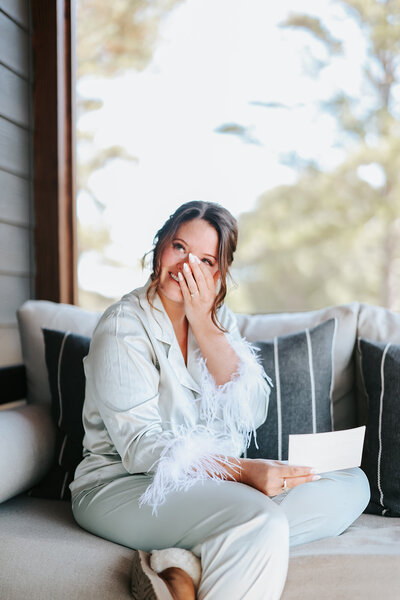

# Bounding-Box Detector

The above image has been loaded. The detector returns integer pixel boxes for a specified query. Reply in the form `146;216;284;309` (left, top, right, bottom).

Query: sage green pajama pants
71;467;370;600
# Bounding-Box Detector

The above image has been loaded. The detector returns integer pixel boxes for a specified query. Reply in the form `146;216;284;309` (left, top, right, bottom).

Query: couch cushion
358;303;400;342
283;512;400;599
17;300;100;406
248;319;335;461
29;330;91;501
236;302;360;430
357;338;400;517
0;404;55;504
1;495;399;600
0;495;133;599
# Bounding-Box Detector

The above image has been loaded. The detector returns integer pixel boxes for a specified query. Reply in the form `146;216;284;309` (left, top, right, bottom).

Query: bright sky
77;0;371;301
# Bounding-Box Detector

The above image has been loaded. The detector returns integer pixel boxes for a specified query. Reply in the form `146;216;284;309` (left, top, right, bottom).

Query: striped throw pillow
358;338;400;517
247;319;336;461
28;329;90;501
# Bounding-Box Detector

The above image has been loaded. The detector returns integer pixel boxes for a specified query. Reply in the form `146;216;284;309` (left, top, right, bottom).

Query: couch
1;298;400;599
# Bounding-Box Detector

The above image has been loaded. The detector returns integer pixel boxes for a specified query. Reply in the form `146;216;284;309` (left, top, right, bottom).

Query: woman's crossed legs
72;467;369;600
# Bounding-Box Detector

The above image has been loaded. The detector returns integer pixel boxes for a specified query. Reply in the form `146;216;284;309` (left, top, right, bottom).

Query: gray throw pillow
28;329;90;501
247;319;336;461
358;338;400;517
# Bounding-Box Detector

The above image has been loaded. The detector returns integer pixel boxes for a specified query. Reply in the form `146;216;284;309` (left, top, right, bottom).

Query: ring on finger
282;478;288;492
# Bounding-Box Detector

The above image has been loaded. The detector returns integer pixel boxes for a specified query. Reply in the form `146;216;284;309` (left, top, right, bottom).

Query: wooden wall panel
0;274;30;324
0;0;29;30
0;170;31;226
0;327;22;366
0;222;31;275
0;11;29;78
0;2;32;369
0;117;30;177
0;63;30;126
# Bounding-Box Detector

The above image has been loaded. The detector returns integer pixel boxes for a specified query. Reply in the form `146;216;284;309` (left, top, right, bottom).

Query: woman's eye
202;258;213;266
173;243;185;253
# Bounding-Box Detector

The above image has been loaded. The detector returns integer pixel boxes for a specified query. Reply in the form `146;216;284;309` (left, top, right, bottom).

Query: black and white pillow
247;319;336;461
28;329;90;501
358;338;400;517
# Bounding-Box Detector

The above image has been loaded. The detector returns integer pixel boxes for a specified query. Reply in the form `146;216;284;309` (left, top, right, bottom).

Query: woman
70;201;370;600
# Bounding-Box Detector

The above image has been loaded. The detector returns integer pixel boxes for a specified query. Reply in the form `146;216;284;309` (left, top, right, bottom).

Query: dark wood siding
0;0;33;366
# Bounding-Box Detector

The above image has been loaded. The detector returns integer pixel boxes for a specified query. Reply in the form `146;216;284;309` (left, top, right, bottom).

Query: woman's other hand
240;458;320;497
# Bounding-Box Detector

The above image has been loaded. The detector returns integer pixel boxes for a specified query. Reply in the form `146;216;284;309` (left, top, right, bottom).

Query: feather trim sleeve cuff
139;425;241;515
197;333;272;454
139;335;271;515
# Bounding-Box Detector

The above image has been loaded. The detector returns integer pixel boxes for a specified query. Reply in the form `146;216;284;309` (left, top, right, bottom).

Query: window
75;0;400;313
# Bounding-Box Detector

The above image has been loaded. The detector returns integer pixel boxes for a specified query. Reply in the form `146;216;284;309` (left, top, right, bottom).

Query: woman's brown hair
144;201;238;330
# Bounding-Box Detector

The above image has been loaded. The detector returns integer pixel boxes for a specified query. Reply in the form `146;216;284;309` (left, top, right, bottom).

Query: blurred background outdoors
75;0;400;315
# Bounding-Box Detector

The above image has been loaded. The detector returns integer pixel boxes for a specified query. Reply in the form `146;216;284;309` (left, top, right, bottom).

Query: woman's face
158;218;220;304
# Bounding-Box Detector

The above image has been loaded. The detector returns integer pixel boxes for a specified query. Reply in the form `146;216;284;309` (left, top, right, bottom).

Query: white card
288;426;366;473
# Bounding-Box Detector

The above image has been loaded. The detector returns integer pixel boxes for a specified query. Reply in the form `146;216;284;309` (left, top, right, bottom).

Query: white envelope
288;426;366;473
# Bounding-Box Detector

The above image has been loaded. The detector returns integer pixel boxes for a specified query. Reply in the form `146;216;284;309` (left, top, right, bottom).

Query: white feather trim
139;334;271;514
139;425;241;515
197;333;272;453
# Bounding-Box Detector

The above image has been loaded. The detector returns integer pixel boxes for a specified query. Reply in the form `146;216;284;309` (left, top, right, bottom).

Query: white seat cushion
283;513;400;599
0;495;133;599
1;495;399;600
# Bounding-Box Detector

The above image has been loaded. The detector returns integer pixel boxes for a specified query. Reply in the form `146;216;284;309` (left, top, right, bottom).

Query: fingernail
178;271;183;280
312;475;321;481
188;253;198;264
183;262;190;272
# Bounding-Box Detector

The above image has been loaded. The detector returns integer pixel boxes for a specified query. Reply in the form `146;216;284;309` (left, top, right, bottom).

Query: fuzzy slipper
150;548;202;591
131;550;174;600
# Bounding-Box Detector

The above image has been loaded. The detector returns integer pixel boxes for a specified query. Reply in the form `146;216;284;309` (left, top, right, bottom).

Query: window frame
32;0;77;303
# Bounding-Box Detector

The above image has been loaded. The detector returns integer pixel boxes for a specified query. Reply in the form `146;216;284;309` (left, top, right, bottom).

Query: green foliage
282;13;343;55
75;0;400;314
229;0;400;314
77;0;184;77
